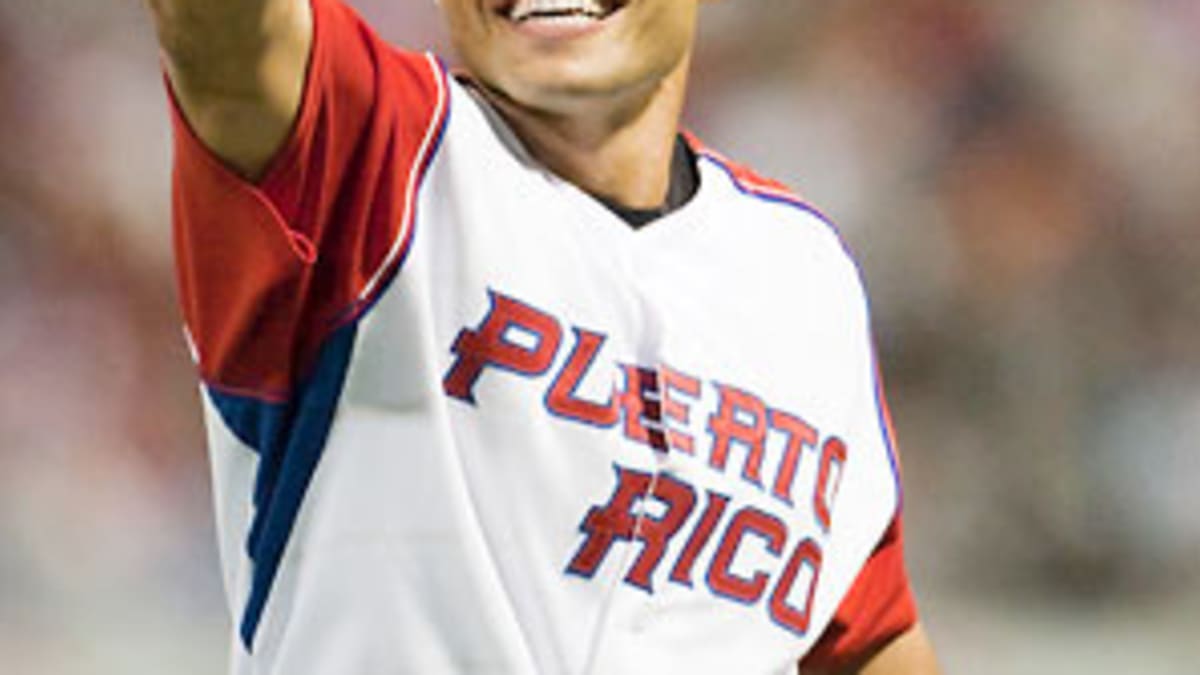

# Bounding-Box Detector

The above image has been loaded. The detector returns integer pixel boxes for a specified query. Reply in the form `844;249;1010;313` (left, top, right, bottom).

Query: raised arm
146;0;313;178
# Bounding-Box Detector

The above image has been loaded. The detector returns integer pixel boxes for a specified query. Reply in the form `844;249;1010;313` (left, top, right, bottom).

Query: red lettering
546;328;619;427
768;409;818;505
669;491;730;586
769;538;822;636
626;474;696;590
567;468;696;592
706;507;786;604
618;365;666;450
568;464;829;637
814;437;848;531
567;468;648;579
659;364;700;454
707;384;768;485
443;291;562;403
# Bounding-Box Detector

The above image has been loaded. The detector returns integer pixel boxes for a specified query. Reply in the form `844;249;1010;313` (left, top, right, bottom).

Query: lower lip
504;12;618;40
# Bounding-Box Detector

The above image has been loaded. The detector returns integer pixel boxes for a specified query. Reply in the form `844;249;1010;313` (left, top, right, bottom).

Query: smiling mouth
500;0;626;23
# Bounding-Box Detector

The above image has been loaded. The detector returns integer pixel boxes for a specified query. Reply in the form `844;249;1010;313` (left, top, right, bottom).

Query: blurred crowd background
2;0;1197;672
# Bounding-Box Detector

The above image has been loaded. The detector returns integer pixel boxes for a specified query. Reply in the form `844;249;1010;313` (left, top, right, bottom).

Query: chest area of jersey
434;271;856;645
411;145;863;646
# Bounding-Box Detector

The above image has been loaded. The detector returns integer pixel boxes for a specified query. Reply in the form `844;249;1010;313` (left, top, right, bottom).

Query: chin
513;64;640;104
483;43;687;117
443;0;697;114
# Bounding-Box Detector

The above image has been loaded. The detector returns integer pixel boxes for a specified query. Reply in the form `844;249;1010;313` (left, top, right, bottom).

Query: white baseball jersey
168;1;916;673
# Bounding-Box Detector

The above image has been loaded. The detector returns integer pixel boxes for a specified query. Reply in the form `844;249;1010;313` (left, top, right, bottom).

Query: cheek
441;3;491;61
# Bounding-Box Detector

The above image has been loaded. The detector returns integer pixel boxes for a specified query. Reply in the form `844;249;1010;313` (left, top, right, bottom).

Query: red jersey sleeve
800;513;919;672
169;0;449;400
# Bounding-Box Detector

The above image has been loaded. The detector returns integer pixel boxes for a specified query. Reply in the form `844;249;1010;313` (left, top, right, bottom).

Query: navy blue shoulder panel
205;322;359;650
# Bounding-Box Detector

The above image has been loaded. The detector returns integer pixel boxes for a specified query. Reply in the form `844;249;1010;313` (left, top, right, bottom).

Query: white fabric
206;78;899;675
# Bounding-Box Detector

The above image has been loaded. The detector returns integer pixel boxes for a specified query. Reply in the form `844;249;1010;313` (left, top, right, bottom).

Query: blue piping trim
697;153;847;248
870;350;905;512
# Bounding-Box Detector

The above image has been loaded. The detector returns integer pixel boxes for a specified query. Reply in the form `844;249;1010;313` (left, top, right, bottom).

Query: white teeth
508;0;609;22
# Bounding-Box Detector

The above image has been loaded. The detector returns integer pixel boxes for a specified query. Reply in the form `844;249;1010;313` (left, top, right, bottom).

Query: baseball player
146;0;939;672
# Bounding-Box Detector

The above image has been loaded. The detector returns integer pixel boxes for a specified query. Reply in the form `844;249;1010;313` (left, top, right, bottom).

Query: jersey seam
328;51;451;331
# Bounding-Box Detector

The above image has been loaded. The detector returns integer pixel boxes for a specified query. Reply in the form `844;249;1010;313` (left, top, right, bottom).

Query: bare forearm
145;0;312;177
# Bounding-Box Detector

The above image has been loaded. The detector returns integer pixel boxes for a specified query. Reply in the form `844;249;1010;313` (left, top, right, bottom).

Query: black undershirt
598;135;700;229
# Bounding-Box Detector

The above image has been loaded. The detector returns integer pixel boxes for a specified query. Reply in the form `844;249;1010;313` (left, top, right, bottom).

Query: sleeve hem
162;0;329;264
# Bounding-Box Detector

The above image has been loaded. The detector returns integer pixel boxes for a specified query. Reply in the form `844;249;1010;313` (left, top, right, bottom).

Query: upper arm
855;623;940;675
804;623;940;675
800;513;920;671
149;0;313;178
168;0;448;398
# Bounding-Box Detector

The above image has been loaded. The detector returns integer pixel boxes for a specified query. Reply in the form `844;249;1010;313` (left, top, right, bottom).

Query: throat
599;135;700;230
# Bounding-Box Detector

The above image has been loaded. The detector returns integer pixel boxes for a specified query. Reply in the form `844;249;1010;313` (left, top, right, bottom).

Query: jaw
454;0;644;108
445;0;696;118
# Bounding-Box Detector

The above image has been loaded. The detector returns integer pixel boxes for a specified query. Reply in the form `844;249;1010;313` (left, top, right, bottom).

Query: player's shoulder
687;132;862;278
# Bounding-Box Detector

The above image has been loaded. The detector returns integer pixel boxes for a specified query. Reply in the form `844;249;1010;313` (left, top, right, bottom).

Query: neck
480;54;691;211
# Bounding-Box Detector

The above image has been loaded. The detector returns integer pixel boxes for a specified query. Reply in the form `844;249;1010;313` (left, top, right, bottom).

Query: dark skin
145;1;942;671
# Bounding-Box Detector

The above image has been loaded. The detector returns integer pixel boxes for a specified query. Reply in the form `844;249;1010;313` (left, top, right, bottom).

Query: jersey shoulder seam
689;137;858;268
325;51;452;333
